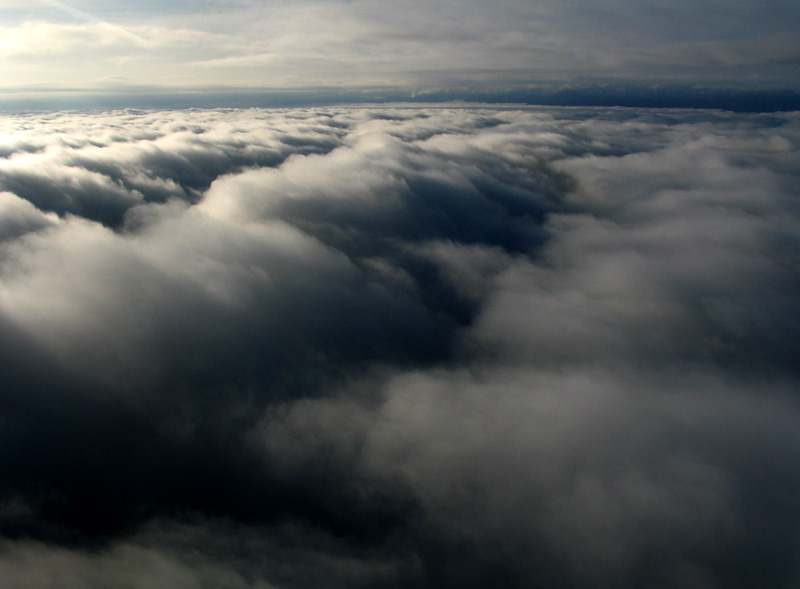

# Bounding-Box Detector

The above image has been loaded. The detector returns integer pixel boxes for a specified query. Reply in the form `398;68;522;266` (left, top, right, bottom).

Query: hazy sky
1;0;799;98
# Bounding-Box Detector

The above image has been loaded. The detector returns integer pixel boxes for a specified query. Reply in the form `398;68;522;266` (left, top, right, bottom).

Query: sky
0;0;799;106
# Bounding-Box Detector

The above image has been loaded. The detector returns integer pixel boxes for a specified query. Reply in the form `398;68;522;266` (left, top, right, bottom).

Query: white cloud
0;191;59;242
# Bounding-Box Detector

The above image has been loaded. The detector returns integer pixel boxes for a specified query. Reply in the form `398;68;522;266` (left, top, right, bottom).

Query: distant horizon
2;83;799;113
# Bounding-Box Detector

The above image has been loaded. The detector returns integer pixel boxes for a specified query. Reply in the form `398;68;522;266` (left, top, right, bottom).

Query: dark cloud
0;105;799;587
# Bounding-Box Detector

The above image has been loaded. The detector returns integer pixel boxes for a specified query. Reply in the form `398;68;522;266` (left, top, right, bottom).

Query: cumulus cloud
0;105;799;587
0;191;59;242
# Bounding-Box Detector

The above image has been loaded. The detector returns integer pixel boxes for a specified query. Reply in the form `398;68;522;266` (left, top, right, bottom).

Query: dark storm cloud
1;106;800;587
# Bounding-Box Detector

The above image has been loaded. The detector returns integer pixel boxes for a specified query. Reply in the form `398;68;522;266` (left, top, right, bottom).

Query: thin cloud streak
34;0;149;45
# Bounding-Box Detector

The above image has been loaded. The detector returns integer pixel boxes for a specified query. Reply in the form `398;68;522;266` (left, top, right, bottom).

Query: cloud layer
1;1;799;95
1;105;800;587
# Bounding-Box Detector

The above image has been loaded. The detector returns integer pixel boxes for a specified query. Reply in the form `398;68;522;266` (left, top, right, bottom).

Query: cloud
2;1;798;93
0;109;346;224
0;191;59;242
0;20;153;60
0;105;799;587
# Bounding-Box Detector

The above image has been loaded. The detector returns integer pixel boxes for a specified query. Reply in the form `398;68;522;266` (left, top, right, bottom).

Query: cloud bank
1;105;800;587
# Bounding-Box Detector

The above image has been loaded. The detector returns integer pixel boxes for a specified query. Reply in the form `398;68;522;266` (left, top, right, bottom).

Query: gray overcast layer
0;0;798;97
1;106;800;588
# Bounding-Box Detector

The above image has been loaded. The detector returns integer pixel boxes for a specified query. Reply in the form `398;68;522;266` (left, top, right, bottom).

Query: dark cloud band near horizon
1;105;800;588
